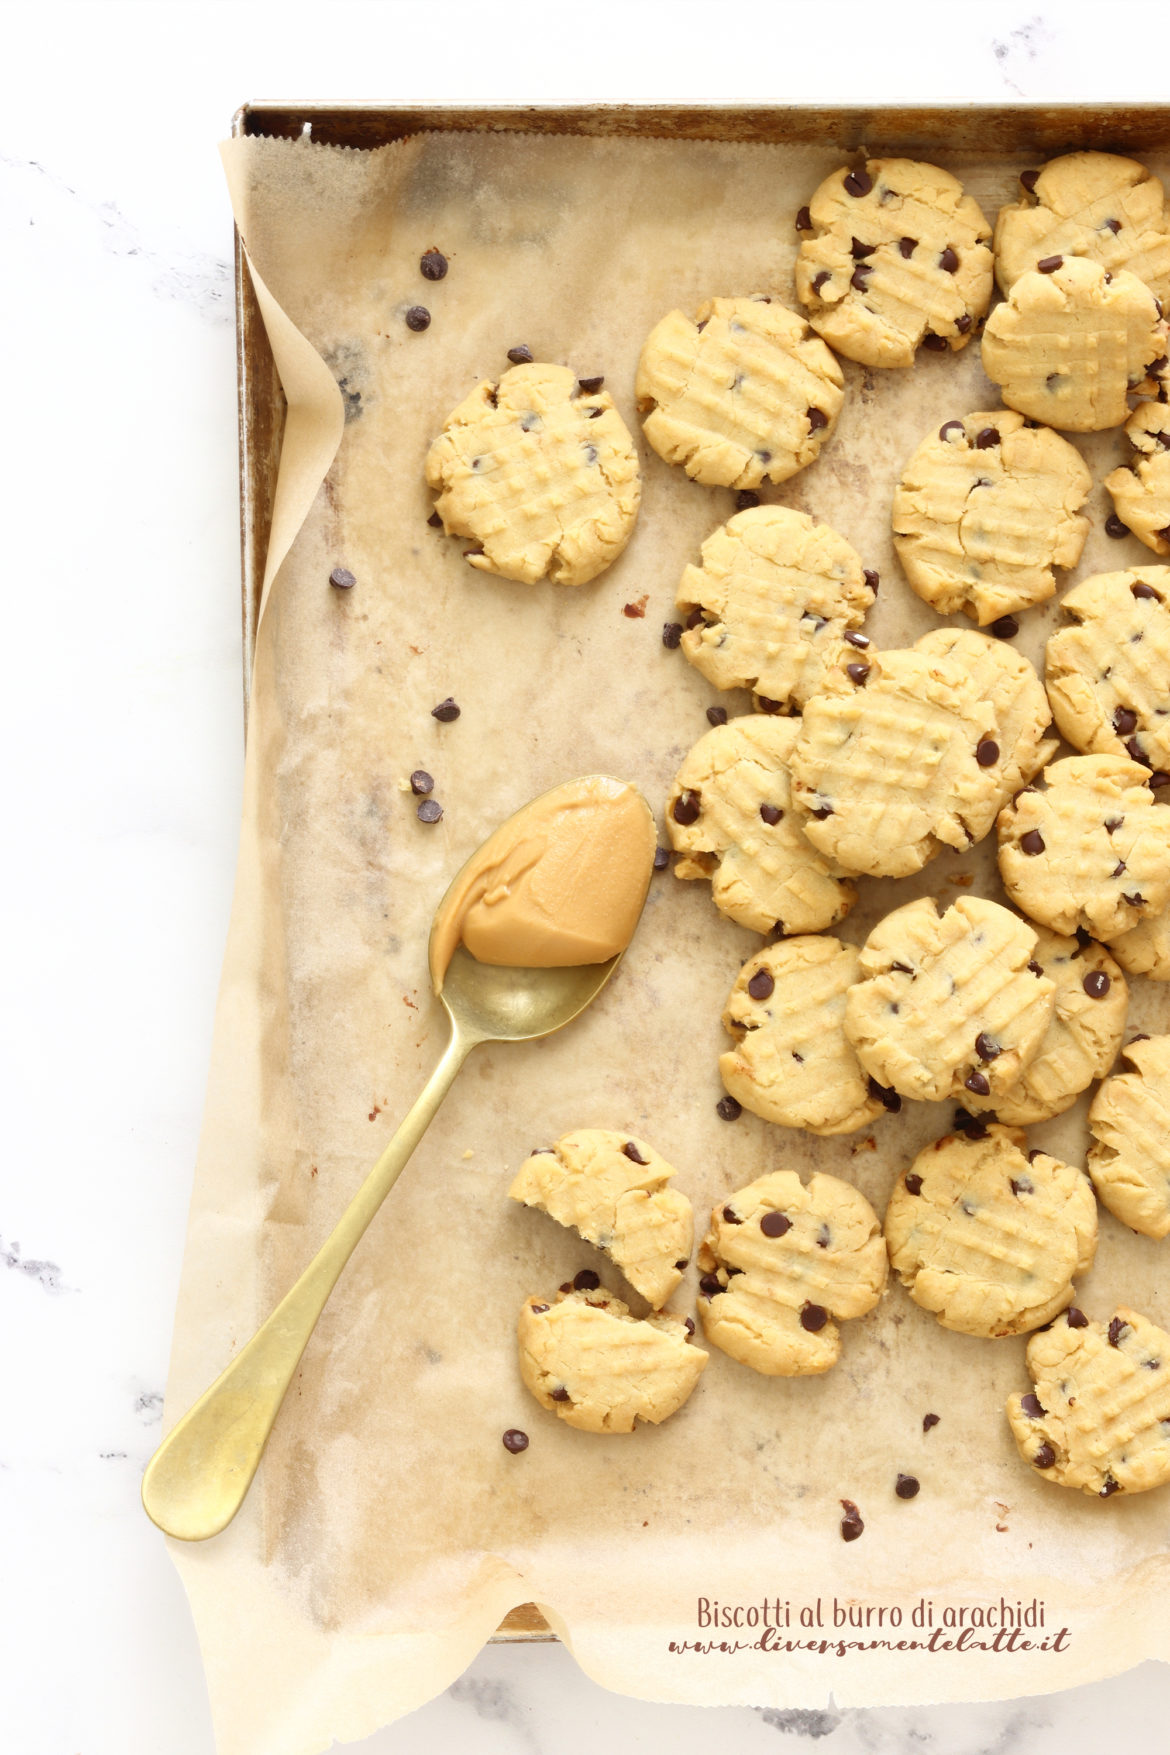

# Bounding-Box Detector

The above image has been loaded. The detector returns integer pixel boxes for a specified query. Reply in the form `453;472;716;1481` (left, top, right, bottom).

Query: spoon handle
142;1023;474;1542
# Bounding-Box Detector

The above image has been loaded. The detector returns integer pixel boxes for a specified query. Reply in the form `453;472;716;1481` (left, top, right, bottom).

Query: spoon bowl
439;943;623;1045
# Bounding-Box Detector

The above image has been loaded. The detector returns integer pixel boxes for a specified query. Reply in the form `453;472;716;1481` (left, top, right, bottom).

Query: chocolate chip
672;789;701;826
1028;959;1044;975
1037;255;1063;273
812;270;832;294
1106;513;1130;539
905;1172;924;1196
1020;169;1040;192
684;1316;695;1335
699;1274;723;1298
1078;967;1113;1008
975;426;1000;449
329;566;357;589
1109;1316;1128;1346
653;845;669;871
1123;891;1147;906
1010;1174;1034;1197
955;314;973;334
573;1268;601;1292
530;1303;550;1314
405;305;431;331
811;803;834;819
843;169;873;197
976;739;1000;766
939;419;965;442
427;511;443;529
736;489;761;510
420;249;448;281
850;237;876;259
844;630;870;649
1150;770;1170;789
502;1427;529;1453
975;1031;1001;1061
795;205;813;231
1033;1443;1056;1470
706;705;729;727
899;236;917;257
1067;1307;1088;1328
409;769;434;796
863;568;880;593
850;265;873;291
662;621;683;649
756;696;783;714
807;406;829;431
867;1076;902;1113
761;1210;792;1238
1105;815;1124;834
846;663;871;686
722;1206;742;1225
716;1095;742;1122
550;1386;571;1401
431;697;461;722
895;1473;920;1499
1020;829;1046;855
1021;1393;1046;1418
923;1412;940;1432
506;344;534;365
1132;581;1161;599
417;798;443;823
1100;1477;1121;1498
801;1302;829;1331
748;969;775;1001
622;1141;649;1164
989;615;1020;640
965;1070;991;1096
577;376;604;394
686;607;707;630
922;333;948;351
759;802;783;825
939;246;959;273
840;1499;864;1541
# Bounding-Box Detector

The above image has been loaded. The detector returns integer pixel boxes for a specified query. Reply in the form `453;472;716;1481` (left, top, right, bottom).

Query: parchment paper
166;128;1170;1755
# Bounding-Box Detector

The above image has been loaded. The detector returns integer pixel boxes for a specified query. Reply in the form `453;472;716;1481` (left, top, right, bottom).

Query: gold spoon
142;782;652;1542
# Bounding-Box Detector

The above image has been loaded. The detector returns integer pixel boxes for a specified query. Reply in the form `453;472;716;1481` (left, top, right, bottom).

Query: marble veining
0;1235;70;1295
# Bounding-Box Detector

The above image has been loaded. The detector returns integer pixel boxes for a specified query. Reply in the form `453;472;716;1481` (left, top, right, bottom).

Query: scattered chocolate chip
662;621;683;650
420;249;448;281
868;1076;902;1113
1109;1316;1129;1346
922;333;948;351
1150;770;1170;789
716;1094;742;1122
895;1473;920;1499
573;1268;601;1292
807;405;829;431
756;696;783;714
427;511;443;529
502;1427;529;1453
577;375;604;394
653;845;670;870
1105;513;1131;539
975;426;1000;449
409;769;434;796
1033;1443;1056;1470
801;1301;829;1331
431;697;461;722
976;739;1000;766
672;789;701;826
1021;1393;1047;1418
759;802;784;825
622;1141;649;1165
417;798;443;823
1132;581;1161;599
975;1031;1001;1060
863;568;880;593
844;630;870;649
989;615;1020;640
722;1206;742;1225
761;1210;792;1238
329;566;356;589
1028;959;1044;975
748;969;775;1001
405;305;431;331
846;663;871;686
1020;829;1046;855
550;1386;571;1402
699;1274;723;1298
1100;1477;1121;1498
812;270;832;294
905;1172;924;1196
736;488;761;510
923;1412;940;1432
939;419;965;442
965;1070;991;1096
795;205;813;231
530;1303;550;1314
506;344;535;365
622;599;645;618
1037;254;1063;274
684;1316;695;1336
955;313;973;333
939;246;959;273
706;705;729;727
1067;1307;1089;1328
840;1499;865;1541
1020;169;1040;192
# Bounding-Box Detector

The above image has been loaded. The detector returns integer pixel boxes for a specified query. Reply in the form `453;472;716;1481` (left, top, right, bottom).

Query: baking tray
229;97;1170;1644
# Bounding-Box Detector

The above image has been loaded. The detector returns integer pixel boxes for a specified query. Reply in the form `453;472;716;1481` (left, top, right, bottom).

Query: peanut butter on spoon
429;775;657;990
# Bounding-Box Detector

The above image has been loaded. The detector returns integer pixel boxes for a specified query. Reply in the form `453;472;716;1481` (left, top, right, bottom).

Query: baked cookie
697;1170;886;1375
996;753;1170;942
666;716;855;936
719;937;886;1136
1110;908;1170;980
635;296;844;489
892;411;1091;624
789;648;1002;879
509;1131;693;1309
961;929;1128;1127
1087;1035;1170;1238
843;896;1055;1105
1007;1305;1170;1497
913;627;1058;840
1106;393;1170;557
794;158;993;368
517;1288;706;1434
424;362;640;586
995;152;1170;306
981;258;1167;432
885;1125;1097;1338
1045;567;1170;773
675;505;877;710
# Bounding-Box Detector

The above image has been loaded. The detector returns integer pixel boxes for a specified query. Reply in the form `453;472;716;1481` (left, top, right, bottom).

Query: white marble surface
5;2;1170;1750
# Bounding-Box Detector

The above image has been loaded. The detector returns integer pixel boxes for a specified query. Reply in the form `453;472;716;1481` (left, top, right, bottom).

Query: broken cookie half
517;1288;707;1434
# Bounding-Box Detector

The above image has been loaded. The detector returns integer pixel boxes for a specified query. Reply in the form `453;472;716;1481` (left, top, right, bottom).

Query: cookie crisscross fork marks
1088;1036;1170;1237
1046;570;1170;769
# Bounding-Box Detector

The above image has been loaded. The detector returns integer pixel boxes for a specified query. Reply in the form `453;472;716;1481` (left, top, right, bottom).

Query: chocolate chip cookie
1106;393;1170;557
1087;1034;1170;1239
1045;567;1170;772
517;1288;706;1433
995;152;1170;306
